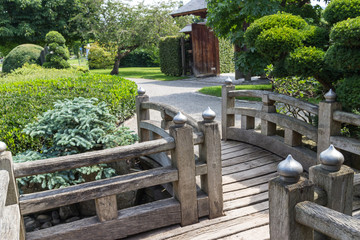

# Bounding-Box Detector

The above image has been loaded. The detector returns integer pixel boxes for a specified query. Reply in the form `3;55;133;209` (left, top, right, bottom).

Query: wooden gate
191;23;220;77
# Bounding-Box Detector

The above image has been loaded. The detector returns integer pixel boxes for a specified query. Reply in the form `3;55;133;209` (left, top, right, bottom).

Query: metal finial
202;107;216;122
320;145;344;172
277;154;303;183
173;112;187;127
0;142;7;153
137;86;146;96
324;89;336;102
225;77;233;85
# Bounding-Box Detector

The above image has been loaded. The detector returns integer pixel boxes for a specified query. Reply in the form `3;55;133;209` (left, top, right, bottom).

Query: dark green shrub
324;0;360;25
88;44;113;69
120;48;159;67
303;26;329;49
285;46;325;77
330;17;360;47
2;44;43;73
159;36;182;76
337;76;360;111
0;42;18;57
0;74;137;154
255;27;304;61
219;38;235;73
245;12;308;48
324;44;360;73
235;50;268;76
283;3;321;24
43;31;70;69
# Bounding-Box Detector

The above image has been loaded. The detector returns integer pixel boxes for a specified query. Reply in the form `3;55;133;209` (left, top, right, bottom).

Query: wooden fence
0;88;223;239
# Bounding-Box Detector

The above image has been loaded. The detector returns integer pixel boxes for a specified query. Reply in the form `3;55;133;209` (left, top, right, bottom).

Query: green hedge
324;0;360;25
0;42;19;57
2;44;43;73
0;74;137;154
219;38;235;73
120;48;159;67
330;17;360;47
337;75;360;111
88;44;113;69
324;44;360;73
159;36;182;76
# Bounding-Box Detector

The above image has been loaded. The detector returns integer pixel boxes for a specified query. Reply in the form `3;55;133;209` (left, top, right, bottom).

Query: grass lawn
90;67;187;81
199;84;273;101
68;58;88;66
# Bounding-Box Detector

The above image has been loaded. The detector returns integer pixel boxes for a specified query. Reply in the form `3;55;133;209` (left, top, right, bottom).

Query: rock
51;210;60;220
23;216;34;224
116;191;137;210
40;222;52;229
25;219;40;232
36;214;51;223
59;205;79;220
65;216;80;223
78;200;96;216
51;219;61;226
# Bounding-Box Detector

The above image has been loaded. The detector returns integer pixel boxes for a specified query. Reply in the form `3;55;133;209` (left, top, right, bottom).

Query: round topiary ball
2;44;43;73
324;0;360;25
330;17;360;47
324;44;360;73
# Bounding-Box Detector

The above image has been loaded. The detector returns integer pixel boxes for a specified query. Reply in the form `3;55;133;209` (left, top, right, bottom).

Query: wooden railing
269;147;359;240
0;89;223;239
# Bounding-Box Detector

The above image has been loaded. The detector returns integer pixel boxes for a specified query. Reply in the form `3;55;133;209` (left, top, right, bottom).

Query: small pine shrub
2;44;43;73
159;36;182;76
324;0;360;25
14;97;137;191
43;31;70;69
87;44;113;69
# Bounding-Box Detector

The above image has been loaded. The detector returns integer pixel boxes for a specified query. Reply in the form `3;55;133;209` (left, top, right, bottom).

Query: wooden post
198;117;223;219
269;177;314;240
241;115;255;130
284;128;302;147
261;94;276;136
221;83;235;140
95;195;118;222
161;111;173;130
136;89;150;142
169;114;198;226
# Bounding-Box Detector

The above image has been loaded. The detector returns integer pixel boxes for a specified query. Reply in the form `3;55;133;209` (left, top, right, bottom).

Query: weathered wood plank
224;192;268;211
0;170;9;223
331;136;360;155
222;155;281;175
95;195;118;222
221;85;235;140
269;92;319;115
1;204;21;240
0;151;19;205
221;145;263;160
139;120;171;139
333;110;360;127
228;107;260;119
136;94;150;142
228;90;266;99
14;137;175;178
223;183;268;202
296;201;360;240
218;224;270;240
20;167;178;215
222;150;273;167
223;172;277;193
221;144;252;154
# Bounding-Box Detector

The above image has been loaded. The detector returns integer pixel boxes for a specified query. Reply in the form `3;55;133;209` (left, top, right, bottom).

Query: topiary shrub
235;50;268;76
323;0;360;25
14;97;137;191
330;17;360;47
159;36;182;76
43;31;70;69
336;76;360;112
87;44;113;69
2;44;43;73
303;26;329;49
324;44;360;73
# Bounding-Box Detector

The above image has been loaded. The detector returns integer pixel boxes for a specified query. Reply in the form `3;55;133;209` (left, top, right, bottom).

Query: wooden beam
95;195;118;222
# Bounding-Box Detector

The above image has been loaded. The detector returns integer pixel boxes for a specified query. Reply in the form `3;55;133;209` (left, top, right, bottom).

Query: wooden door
191;23;220;77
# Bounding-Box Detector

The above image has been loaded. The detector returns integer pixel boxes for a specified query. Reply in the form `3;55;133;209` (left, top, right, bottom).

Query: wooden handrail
295;201;360;240
14;137;175;178
333;110;360;126
0;170;9;218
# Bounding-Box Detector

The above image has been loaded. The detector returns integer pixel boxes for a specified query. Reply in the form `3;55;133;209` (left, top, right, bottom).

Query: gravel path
123;75;265;133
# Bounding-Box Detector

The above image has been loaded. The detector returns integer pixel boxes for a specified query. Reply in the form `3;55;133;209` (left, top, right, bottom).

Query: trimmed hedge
43;31;70;69
303;26;329;49
219;38;235;73
120;48;159;67
88;44;113;69
2;44;43;73
324;44;360;73
159;36;182;76
324;0;360;25
337;76;360;111
0;74;137;154
330;17;360;47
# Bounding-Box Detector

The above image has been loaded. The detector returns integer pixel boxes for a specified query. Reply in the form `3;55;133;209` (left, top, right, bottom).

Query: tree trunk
110;46;139;75
111;56;120;75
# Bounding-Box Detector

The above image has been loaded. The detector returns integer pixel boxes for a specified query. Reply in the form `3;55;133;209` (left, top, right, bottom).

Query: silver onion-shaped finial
173;112;187;127
277;154;303;183
324;89;336;102
202;107;216;122
225;77;232;85
0;142;7;153
320;145;344;172
137;86;146;96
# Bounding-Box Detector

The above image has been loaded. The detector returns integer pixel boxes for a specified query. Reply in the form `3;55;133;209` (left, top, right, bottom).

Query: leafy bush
219;38;235;73
120;47;159;67
303;26;329;49
324;44;360;73
330;17;360;47
336;76;360;111
255;27;304;61
285;46;325;77
282;3;321;24
159;36;182;76
43;31;70;69
245;12;308;48
14;97;137;191
0;74;137;154
0;42;18;57
235;50;268;76
2;44;43;73
324;0;360;25
87;44;113;69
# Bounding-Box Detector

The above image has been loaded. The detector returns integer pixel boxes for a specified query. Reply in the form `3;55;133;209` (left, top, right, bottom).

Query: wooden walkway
129;140;360;240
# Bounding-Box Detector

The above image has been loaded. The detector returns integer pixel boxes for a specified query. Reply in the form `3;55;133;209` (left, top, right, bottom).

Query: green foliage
159;36;182;76
285;46;325;77
255;27;304;61
245;12;308;48
324;44;360;73
0;73;137;154
43;31;70;69
0;43;18;57
330;17;360;47
282;3;321;24
336;76;360;111
219;38;235;73
303;26;329;49
88;44;113;69
120;48;159;67
14;97;137;190
323;0;360;25
2;44;43;73
235;50;268;76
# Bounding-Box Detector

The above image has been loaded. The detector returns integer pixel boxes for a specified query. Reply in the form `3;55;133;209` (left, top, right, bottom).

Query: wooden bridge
1;84;360;239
